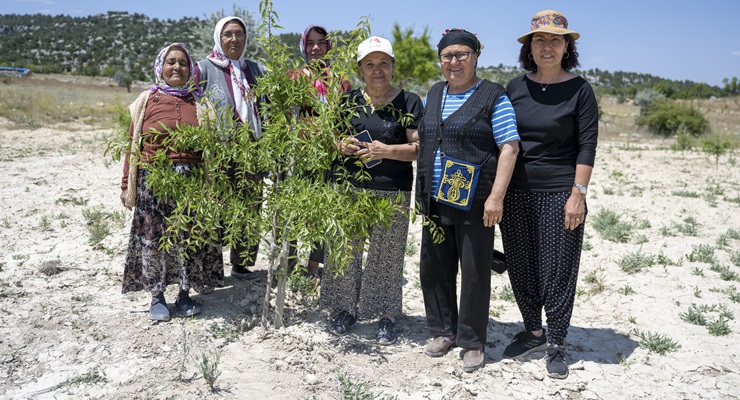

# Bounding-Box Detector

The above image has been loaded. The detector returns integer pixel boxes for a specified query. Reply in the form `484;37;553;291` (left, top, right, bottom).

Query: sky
4;0;739;87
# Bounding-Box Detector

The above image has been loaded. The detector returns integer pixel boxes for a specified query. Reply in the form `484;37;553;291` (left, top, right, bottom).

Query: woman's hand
337;137;362;156
564;189;585;231
483;193;503;227
120;190;132;211
356;140;388;162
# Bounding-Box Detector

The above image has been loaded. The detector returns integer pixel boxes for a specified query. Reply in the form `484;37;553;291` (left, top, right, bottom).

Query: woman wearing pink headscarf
194;16;266;281
291;24;351;103
286;24;351;276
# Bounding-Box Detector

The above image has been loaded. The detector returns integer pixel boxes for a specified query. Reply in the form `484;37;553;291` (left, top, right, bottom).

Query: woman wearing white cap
320;36;423;346
500;10;598;379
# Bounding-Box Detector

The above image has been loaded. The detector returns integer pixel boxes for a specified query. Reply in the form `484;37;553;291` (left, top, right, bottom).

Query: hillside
0;12;202;81
0;12;731;99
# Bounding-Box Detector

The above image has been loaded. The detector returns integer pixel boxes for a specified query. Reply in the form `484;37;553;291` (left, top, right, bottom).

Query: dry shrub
39;259;64;276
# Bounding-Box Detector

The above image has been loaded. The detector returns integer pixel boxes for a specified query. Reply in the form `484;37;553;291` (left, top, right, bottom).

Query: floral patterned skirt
122;165;224;294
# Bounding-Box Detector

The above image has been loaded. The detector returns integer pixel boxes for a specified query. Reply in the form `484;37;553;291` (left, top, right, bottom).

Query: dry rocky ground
0;86;739;399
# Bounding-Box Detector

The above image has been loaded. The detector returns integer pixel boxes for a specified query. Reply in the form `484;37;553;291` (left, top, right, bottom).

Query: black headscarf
437;29;481;55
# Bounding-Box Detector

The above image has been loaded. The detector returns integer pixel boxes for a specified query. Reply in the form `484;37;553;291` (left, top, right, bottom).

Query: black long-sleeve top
505;75;598;191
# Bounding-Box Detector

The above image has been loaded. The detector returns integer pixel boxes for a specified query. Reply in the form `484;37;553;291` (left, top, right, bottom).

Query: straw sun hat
518;10;580;43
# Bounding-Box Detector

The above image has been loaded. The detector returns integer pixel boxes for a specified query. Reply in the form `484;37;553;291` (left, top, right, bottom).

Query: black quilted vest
416;79;505;224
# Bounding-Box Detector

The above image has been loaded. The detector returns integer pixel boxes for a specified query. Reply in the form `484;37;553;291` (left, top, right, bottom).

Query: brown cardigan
120;93;202;191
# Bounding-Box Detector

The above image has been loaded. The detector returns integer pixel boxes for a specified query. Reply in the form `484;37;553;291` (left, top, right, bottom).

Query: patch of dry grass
598;95;740;144
0;74;140;129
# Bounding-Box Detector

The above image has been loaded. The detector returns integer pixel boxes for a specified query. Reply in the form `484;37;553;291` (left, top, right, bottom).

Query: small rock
304;374;318;385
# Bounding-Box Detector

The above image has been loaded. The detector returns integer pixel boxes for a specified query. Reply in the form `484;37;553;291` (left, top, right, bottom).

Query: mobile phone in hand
352;130;382;168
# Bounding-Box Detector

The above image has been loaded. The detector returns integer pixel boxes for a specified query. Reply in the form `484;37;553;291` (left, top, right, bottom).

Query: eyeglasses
439;51;472;63
221;32;246;40
531;36;566;48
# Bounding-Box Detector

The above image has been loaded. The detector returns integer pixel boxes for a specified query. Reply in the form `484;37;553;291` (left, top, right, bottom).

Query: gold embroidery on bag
439;160;475;207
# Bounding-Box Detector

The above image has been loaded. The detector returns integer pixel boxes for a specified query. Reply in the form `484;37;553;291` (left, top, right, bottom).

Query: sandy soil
0;118;739;399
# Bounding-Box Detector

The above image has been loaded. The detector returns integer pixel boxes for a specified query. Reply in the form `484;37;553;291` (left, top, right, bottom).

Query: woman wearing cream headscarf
194;16;266;281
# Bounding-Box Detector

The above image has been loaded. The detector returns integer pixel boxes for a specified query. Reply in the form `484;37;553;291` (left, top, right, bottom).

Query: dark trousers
420;203;494;349
499;188;585;345
227;166;262;269
288;241;324;269
230;241;260;268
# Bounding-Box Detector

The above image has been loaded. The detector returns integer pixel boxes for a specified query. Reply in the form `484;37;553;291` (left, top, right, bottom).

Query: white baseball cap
357;36;394;62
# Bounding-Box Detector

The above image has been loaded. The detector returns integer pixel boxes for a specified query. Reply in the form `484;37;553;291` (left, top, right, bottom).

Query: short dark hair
517;34;580;72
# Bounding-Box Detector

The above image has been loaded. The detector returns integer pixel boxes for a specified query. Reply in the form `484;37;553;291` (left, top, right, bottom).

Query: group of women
120;10;598;380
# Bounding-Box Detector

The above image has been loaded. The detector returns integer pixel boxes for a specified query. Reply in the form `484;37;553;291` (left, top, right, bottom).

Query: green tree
125;0;421;331
723;77;739;96
636;99;709;137
113;70;133;92
634;88;666;116
390;23;439;92
701;134;737;165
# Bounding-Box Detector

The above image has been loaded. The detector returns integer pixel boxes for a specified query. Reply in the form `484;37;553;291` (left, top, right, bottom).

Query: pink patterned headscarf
299;24;332;98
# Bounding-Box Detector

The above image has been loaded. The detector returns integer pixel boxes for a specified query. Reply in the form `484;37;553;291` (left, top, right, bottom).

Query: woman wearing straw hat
499;10;598;379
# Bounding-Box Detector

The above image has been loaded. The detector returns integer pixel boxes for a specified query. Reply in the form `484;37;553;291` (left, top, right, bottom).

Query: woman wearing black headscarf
416;29;520;373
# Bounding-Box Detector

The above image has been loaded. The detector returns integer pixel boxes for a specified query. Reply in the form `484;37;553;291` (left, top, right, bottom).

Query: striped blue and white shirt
425;81;520;196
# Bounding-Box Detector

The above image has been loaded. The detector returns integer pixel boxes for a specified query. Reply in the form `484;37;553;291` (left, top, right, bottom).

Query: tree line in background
1;7;738;141
2;9;738;99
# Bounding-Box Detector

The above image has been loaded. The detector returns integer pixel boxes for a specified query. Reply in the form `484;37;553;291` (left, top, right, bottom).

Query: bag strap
437;81;494;163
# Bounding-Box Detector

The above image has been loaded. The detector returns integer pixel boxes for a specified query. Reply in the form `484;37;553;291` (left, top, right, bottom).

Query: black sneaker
328;311;356;336
376;318;397;345
503;330;548;358
231;266;260;281
546;343;569;379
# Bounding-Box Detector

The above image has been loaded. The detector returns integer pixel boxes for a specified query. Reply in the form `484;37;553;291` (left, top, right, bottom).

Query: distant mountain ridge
0;12;201;81
0;12;727;98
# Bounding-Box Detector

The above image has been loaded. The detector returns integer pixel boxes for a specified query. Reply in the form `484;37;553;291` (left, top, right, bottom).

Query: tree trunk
273;235;291;328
